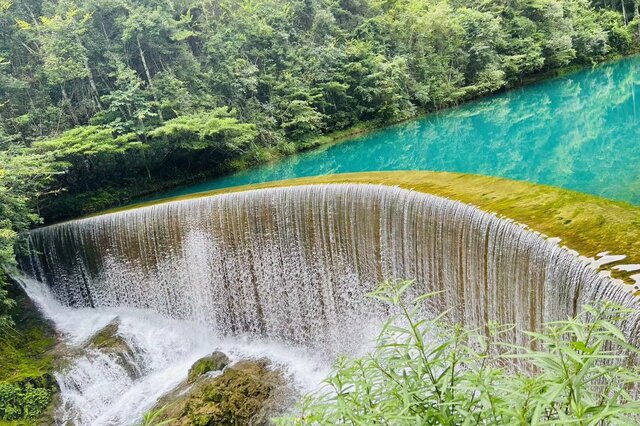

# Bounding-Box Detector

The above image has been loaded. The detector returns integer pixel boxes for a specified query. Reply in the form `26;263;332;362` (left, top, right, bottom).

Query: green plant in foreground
278;280;640;425
0;382;51;421
138;405;175;426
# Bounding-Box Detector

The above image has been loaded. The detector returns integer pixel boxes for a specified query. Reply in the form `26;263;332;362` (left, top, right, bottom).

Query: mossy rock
86;318;128;352
0;282;59;424
149;358;294;426
84;319;140;379
187;352;230;383
185;359;278;425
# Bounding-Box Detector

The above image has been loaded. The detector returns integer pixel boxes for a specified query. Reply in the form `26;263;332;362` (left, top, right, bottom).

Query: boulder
86;318;128;352
84;318;140;379
187;351;230;383
148;358;296;426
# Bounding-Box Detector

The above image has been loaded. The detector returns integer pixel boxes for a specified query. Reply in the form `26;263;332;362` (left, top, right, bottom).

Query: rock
149;358;296;426
187;352;230;383
83;318;140;379
86;318;129;352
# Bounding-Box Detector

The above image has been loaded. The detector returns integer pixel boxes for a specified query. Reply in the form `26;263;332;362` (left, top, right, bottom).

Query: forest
0;0;639;329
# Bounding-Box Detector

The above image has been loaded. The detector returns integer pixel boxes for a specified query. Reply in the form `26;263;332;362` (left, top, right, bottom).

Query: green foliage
93;59;157;135
38;9;92;87
0;0;635;221
139;405;175;426
34;126;142;158
149;108;257;152
0;383;51;421
278;280;640;425
0;149;58;330
280;100;326;140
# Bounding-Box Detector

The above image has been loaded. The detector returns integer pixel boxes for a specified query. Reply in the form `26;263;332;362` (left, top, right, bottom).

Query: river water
151;56;640;205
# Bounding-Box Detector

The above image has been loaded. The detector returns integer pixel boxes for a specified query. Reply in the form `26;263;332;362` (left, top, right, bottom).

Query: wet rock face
87;320;127;351
83;318;140;379
187;352;230;383
152;358;295;426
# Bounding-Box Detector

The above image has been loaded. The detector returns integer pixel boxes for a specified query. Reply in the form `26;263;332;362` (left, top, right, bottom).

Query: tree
280;100;326;139
148;108;258;155
0;148;57;329
542;1;578;67
93;59;156;135
38;9;96;109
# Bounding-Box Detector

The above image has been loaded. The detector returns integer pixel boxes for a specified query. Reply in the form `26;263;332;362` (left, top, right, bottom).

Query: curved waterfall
19;184;640;352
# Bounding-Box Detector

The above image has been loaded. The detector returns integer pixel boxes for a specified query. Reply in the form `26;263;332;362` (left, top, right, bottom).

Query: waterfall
19;184;640;352
13;274;331;425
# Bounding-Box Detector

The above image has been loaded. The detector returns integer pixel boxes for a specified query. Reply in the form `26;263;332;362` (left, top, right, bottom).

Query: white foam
592;254;627;268
15;275;334;426
613;264;640;272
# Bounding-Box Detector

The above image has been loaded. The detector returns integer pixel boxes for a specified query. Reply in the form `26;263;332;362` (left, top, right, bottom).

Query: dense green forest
0;0;639;327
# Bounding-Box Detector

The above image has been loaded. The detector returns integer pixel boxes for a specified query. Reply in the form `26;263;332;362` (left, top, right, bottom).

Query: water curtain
20;184;640;351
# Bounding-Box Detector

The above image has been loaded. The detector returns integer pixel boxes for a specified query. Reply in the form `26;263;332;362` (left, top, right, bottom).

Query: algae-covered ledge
96;171;640;281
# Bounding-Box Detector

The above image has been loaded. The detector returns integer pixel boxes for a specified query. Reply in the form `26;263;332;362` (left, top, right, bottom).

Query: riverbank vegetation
0;0;639;223
0;283;57;423
278;280;640;425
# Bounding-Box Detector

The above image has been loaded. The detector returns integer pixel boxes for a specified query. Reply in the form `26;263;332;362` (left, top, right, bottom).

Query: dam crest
20;184;640;352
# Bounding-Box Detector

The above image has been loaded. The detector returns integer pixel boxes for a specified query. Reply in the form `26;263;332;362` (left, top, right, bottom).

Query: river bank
41;52;640;223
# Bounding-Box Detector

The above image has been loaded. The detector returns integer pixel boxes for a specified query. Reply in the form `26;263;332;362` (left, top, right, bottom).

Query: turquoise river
155;55;640;205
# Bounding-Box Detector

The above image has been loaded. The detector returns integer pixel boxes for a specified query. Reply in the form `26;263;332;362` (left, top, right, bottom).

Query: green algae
0;283;57;425
97;171;640;280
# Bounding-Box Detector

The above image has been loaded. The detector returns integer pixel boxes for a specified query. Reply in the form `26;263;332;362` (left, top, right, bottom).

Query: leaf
15;19;31;30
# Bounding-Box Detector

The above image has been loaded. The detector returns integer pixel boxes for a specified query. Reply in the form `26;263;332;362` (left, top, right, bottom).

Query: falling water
17;184;640;423
20;184;640;346
14;274;331;425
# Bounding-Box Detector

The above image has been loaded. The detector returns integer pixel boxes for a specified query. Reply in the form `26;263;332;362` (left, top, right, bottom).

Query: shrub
0;382;51;420
278;280;640;425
